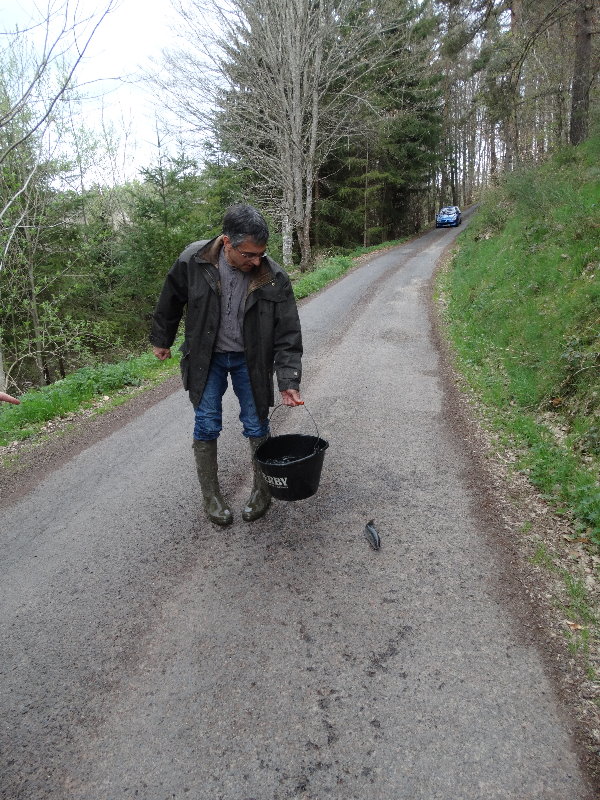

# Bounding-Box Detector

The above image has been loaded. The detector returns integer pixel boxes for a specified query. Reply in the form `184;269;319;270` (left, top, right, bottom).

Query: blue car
436;206;462;227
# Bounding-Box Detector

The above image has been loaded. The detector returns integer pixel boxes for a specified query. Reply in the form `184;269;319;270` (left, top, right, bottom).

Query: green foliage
316;117;441;247
438;136;600;540
0;116;119;388
112;155;253;341
0;149;256;392
114;156;217;330
315;38;443;249
512;417;600;538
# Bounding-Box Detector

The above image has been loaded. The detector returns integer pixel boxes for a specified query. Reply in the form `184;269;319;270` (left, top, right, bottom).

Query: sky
1;0;188;177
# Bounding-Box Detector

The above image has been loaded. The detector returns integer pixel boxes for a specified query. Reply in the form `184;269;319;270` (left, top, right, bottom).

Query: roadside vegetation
0;349;182;447
437;135;599;543
436;136;600;685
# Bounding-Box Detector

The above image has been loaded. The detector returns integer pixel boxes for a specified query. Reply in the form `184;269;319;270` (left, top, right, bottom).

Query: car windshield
440;207;456;214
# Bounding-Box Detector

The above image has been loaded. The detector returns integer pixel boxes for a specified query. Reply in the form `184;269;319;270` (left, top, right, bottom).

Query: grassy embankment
436;137;599;544
0;240;404;450
436;137;599;675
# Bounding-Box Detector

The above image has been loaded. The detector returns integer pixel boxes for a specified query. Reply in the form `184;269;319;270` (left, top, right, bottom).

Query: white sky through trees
1;0;183;175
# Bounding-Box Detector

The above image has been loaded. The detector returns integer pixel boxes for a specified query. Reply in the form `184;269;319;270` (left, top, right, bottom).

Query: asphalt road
0;220;594;799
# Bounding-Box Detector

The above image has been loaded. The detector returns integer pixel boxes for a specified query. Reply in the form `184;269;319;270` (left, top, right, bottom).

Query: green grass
0;347;182;447
437;135;600;542
531;541;557;571
564;572;597;625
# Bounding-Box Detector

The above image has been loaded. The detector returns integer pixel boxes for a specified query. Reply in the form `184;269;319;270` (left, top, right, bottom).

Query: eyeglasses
232;244;267;260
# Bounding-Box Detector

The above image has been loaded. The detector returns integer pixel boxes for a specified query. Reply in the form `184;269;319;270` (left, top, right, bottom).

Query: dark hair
222;204;269;247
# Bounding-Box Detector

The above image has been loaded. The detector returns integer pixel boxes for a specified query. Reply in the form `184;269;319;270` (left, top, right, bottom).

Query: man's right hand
152;346;172;361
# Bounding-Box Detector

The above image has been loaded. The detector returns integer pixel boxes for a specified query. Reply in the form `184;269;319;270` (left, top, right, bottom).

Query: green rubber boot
242;436;272;522
192;439;233;526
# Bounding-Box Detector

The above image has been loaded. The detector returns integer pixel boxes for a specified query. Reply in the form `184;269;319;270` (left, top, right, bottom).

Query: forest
0;0;598;395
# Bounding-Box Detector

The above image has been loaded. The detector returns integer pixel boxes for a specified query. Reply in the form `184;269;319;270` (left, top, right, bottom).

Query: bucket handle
268;402;321;448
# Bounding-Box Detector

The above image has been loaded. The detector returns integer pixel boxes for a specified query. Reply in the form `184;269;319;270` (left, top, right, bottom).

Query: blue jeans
193;352;269;441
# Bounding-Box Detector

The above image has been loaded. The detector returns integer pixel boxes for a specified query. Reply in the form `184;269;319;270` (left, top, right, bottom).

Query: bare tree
0;1;118;158
0;0;116;245
0;1;115;391
157;0;421;269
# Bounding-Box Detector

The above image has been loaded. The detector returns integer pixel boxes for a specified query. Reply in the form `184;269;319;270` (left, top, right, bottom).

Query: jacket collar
196;235;223;266
196;235;277;293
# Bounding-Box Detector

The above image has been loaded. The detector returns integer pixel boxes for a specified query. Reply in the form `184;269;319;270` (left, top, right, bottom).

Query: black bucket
254;407;329;501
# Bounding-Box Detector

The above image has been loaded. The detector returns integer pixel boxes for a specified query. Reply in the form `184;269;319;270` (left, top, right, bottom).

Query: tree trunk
510;0;522;31
281;208;293;269
569;0;593;146
0;344;6;393
297;8;322;272
24;228;46;386
313;175;320;252
27;259;46;385
503;112;517;171
363;144;369;248
489;122;498;180
298;219;312;271
467;119;476;203
451;156;458;206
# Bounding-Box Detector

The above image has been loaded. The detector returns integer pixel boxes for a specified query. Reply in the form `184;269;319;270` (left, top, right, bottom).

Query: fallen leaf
568;549;584;559
565;620;585;630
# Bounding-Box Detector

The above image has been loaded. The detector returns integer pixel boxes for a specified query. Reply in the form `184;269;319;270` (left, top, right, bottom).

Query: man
0;392;20;404
150;204;303;526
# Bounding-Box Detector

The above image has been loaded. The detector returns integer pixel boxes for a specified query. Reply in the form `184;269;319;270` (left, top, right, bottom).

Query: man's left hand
280;389;303;406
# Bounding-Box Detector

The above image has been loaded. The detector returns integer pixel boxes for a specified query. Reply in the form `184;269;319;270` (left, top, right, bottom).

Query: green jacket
149;235;302;418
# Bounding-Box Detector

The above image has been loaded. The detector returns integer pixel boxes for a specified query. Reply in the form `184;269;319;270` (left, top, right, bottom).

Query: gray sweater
214;247;250;352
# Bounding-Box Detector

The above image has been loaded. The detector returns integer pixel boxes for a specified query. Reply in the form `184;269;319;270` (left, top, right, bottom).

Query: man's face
223;236;266;272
